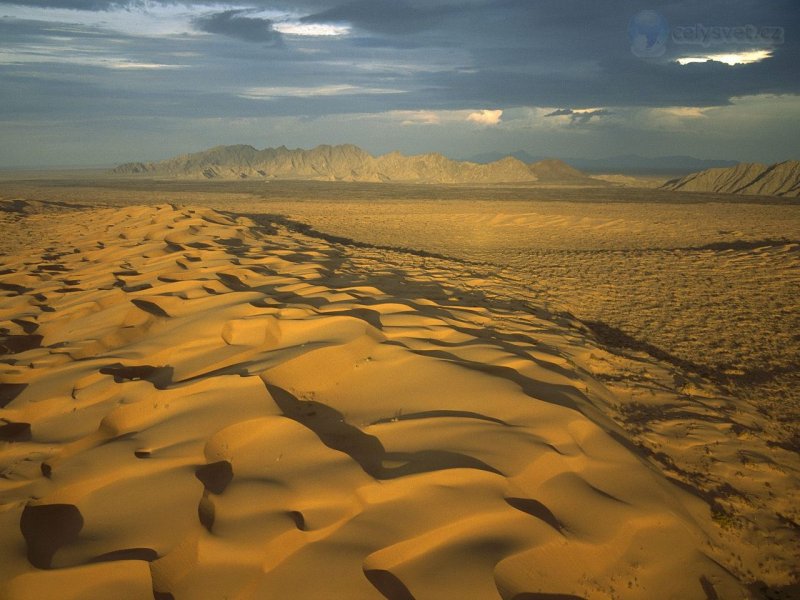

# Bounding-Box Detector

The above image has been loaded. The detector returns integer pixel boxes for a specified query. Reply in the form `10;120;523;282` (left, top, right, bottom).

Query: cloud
544;107;612;125
0;45;184;70
6;1;800;109
300;0;453;35
0;17;186;70
392;110;442;125
652;106;708;119
193;10;282;44
544;108;574;117
272;21;350;37
676;50;773;66
570;111;610;125
0;0;122;9
240;84;403;99
467;109;502;125
1;0;799;166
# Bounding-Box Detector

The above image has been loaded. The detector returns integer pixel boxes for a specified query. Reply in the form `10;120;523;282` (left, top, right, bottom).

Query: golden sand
1;201;797;599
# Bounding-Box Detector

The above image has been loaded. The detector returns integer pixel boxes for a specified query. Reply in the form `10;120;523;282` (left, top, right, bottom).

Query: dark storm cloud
412;39;800;109
192;10;282;44
544;109;612;124
545;109;575;117
0;16;127;41
0;0;359;10
300;0;456;35
0;0;120;8
2;0;798;111
574;110;612;124
1;0;799;166
293;0;800;107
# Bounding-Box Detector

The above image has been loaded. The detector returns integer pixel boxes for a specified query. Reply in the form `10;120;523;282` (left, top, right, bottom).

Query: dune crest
1;204;797;599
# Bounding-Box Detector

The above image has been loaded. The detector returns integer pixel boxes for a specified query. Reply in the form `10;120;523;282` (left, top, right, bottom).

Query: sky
0;0;798;167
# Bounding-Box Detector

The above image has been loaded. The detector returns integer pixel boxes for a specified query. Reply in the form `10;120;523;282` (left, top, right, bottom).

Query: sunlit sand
1;180;798;599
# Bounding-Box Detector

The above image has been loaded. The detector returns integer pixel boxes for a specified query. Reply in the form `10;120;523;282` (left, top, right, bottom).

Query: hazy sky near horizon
0;0;798;167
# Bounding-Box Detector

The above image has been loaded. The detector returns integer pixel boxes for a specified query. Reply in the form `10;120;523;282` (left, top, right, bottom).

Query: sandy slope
1;204;798;599
662;161;800;197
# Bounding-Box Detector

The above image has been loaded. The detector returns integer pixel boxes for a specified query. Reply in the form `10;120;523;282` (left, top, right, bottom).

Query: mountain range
661;161;800;197
463;151;739;175
113;145;799;196
113;144;601;185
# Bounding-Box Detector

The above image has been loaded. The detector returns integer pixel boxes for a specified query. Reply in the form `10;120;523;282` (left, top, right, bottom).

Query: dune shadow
131;298;171;318
244;212;469;264
265;383;501;479
35;263;69;273
217;272;250;291
583;320;721;381
20;503;84;569
99;363;174;389
699;575;719;600
11;318;39;334
688;238;799;252
0;383;27;408
195;460;234;495
120;282;153;293
364;569;416;600
0;282;33;294
326;307;384;330
370;409;510;428
1;334;43;354
90;547;158;563
0;421;32;441
505;497;564;534
511;594;587;600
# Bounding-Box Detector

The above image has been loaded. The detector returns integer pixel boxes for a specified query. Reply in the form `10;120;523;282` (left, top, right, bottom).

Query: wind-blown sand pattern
1;203;798;599
259;196;800;442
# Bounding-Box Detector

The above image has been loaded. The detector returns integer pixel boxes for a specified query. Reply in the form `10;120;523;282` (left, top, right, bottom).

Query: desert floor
0;178;798;599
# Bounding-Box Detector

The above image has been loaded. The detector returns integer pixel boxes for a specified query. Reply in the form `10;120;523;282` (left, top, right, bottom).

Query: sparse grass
712;507;745;530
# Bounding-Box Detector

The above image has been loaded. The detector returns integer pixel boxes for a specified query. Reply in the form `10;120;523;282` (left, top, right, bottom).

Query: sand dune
264;195;800;444
1;203;798;599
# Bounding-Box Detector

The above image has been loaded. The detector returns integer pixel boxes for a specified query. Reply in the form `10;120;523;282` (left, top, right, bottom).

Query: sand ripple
1;204;797;599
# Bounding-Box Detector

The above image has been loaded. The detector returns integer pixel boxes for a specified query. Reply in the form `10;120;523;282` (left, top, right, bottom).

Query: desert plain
0;176;798;599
